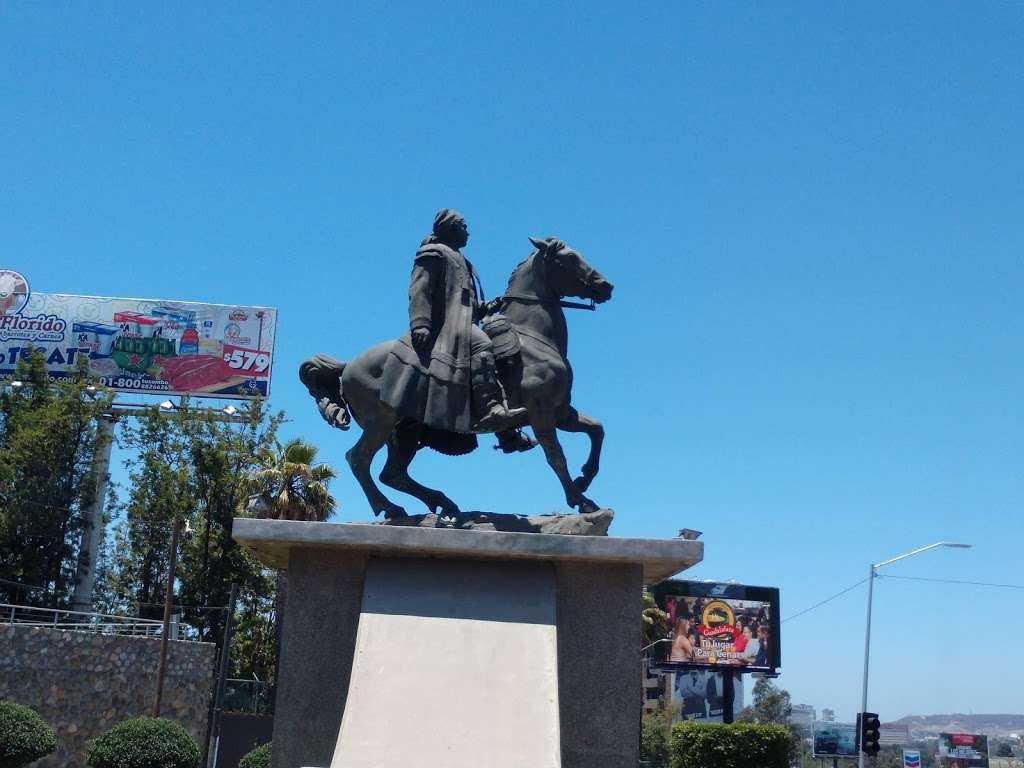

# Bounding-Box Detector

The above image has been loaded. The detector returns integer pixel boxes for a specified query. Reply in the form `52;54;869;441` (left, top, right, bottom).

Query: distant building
822;708;837;722
791;704;817;732
880;722;909;746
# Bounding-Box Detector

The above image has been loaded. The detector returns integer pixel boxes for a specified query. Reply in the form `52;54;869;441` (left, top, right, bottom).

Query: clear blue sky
4;2;1022;721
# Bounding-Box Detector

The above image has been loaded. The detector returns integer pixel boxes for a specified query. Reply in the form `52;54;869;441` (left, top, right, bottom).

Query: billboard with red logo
0;269;277;399
938;734;989;768
649;580;781;672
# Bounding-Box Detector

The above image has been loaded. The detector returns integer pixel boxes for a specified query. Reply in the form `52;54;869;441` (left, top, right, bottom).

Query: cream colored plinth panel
331;557;560;768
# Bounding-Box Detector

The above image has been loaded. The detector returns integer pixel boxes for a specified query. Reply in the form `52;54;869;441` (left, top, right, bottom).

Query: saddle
480;313;521;362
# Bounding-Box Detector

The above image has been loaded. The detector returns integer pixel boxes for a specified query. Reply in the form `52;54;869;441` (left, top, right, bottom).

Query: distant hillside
895;715;1024;738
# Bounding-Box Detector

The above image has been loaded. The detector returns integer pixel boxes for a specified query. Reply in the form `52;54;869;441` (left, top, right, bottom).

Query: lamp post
858;541;971;768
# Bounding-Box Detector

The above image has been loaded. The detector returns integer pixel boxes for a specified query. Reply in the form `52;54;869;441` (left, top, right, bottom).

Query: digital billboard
649;580;781;671
670;669;743;723
813;722;859;759
939;733;990;768
0;269;277;399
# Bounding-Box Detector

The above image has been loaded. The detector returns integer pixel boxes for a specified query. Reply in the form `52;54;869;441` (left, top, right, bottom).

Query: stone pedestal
233;519;702;768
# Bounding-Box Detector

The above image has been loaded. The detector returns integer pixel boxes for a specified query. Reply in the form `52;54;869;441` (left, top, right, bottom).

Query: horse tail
299;354;352;430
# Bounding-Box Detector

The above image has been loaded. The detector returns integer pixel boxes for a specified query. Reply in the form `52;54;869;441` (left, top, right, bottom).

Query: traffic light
858;711;881;756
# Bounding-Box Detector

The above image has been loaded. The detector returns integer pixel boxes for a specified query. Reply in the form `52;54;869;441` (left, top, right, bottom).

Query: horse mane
505;237;563;291
505;250;539;292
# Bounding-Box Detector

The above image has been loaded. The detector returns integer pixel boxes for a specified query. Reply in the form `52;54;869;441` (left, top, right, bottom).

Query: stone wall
0;624;216;768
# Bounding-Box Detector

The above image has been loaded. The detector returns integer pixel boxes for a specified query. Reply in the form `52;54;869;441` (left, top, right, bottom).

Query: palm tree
244;438;337;523
240;438;337;686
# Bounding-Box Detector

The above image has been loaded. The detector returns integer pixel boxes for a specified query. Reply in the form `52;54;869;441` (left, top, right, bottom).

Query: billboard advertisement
0;270;277;399
813;722;859;759
669;670;743;723
649;580;781;671
939;733;990;768
904;750;923;768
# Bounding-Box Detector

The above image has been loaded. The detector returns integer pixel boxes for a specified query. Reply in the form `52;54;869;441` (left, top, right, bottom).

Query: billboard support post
70;413;115;612
722;673;735;724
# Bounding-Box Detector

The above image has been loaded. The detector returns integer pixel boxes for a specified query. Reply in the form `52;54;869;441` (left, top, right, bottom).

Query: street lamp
858;541;971;768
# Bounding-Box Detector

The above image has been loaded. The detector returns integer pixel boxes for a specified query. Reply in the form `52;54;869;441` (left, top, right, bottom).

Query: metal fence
223;678;275;715
1;602;165;637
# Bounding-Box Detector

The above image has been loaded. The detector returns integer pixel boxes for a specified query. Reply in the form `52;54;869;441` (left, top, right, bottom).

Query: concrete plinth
233;519;702;768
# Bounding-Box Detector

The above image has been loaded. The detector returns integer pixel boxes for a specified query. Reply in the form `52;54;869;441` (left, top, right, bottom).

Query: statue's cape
380;242;475;432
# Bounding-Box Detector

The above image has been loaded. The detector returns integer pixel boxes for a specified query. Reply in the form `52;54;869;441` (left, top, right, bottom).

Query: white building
791;704;817;732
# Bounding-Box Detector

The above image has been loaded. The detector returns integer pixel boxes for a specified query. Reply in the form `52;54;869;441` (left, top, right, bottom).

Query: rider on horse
379;209;535;453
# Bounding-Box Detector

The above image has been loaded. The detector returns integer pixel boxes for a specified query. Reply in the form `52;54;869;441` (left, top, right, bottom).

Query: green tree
738;677;792;725
95;400;284;680
243;438;337;523
0;349;112;607
241;437;337;680
642;590;669;647
736;678;804;762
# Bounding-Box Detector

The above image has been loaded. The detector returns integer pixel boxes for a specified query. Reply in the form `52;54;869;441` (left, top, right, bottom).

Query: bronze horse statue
299;236;614;519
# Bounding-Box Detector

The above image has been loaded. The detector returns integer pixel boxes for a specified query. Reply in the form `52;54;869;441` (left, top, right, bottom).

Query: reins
499;252;597;311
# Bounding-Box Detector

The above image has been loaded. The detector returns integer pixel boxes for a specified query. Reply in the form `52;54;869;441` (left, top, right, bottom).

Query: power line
783;578;867;623
782;571;1023;625
879;574;1024;590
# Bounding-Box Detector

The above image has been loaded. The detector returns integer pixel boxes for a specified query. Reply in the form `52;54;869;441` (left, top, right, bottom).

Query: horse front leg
379;428;461;517
345;421;407;519
556;407;604;494
533;426;600;515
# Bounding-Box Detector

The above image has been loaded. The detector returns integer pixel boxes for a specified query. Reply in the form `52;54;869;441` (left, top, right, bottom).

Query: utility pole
153;514;183;717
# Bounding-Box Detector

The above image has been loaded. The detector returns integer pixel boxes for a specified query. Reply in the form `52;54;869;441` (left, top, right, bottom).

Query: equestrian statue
299;209;614;519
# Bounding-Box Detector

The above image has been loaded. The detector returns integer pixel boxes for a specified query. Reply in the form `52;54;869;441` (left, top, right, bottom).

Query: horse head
528;236;614;305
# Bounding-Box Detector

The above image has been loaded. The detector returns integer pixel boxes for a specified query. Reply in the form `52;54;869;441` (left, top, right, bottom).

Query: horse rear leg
533;427;600;515
379;428;462;517
346;421;407;519
556;407;604;494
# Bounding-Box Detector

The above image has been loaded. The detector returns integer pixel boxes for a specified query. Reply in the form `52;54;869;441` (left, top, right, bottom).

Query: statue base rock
369;507;614;535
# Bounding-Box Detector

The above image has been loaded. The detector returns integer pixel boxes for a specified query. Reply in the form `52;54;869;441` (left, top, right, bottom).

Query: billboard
669;670;743;723
904;750;923;768
939;733;990;768
649;580;781;671
0;270;277;399
813;722;859;759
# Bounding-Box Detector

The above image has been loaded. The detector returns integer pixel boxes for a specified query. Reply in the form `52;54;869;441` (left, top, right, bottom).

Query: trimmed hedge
669;721;791;768
87;717;200;768
237;742;271;768
0;701;58;768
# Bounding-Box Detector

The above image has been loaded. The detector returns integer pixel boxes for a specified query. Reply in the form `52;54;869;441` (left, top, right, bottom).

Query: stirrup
494;429;537;453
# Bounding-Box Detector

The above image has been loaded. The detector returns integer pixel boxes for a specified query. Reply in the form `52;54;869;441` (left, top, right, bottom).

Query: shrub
641;707;677;767
237;742;271;768
87;717;199;768
0;701;58;768
669;721;791;768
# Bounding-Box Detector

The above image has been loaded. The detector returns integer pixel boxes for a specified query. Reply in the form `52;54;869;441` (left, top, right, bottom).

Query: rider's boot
470;352;527;432
491;357;534;451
